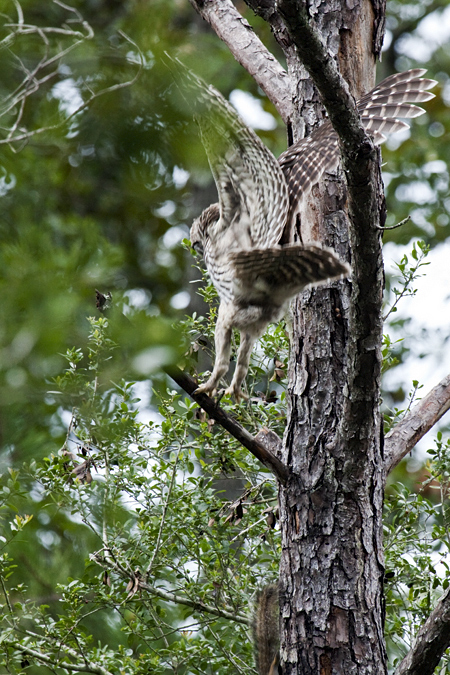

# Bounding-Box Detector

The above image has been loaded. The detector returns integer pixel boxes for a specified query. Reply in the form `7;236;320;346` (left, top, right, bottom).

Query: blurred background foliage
0;0;449;672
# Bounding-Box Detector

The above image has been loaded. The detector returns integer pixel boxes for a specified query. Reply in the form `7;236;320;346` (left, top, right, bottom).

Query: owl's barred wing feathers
358;69;436;143
165;55;289;250
279;69;437;222
231;244;350;308
168;60;436;399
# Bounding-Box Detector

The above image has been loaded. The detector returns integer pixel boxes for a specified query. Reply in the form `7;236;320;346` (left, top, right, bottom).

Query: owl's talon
224;385;248;403
194;384;216;398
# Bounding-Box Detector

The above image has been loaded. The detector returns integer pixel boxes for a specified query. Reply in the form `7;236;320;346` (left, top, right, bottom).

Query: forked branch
276;0;369;152
1;2;142;148
188;0;292;123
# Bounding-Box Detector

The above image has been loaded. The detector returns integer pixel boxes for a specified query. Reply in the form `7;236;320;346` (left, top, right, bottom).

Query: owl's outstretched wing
165;55;289;249
168;62;435;401
278;69;437;225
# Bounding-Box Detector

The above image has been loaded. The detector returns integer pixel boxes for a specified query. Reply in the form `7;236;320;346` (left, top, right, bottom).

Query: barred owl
169;60;436;400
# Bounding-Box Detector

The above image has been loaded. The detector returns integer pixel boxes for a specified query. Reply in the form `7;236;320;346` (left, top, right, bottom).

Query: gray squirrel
253;585;280;675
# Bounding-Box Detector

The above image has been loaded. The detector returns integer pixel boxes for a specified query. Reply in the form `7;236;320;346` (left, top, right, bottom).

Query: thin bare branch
0;5;140;149
12;0;24;27
164;366;289;484
0;35;143;148
8;641;114;675
394;586;450;675
188;0;292;123
90;550;250;625
140;579;250;626
385;373;450;475
4;23;89;39
145;442;183;578
376;215;411;231
0;575;14;618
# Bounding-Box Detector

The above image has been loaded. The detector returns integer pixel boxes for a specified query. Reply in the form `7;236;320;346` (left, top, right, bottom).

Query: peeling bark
275;2;386;673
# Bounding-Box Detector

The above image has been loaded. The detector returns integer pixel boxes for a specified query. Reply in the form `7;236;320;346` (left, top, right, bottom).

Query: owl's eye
192;240;204;256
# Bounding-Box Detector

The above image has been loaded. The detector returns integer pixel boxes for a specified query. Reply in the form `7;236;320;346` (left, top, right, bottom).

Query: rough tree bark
261;2;387;673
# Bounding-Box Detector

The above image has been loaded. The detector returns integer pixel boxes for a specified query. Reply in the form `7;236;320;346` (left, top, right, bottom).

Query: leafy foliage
1;314;280;674
0;0;449;673
384;434;450;670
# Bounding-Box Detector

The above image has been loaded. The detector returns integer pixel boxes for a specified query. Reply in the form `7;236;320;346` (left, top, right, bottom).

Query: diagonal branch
384;373;450;476
140;578;250;625
187;0;292;123
394;586;450;675
276;1;384;462
90;550;250;625
164;366;288;484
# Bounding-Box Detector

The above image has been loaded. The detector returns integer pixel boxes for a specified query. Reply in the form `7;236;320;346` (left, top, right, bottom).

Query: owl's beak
191;240;204;256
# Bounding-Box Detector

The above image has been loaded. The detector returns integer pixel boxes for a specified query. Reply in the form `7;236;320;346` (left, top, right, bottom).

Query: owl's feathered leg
224;330;256;402
195;301;233;398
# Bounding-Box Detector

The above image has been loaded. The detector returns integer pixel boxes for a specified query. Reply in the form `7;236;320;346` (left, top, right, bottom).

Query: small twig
383;242;429;322
0;574;14;617
404;381;421;416
376;215;411;231
208;624;249;674
231;514;267;542
12;0;24;28
4;24;88;38
101;449;112;567
145;443;183;578
8;641;115;675
164;366;289;485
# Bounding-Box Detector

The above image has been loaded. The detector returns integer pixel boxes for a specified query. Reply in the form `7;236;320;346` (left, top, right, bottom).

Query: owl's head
190;203;220;256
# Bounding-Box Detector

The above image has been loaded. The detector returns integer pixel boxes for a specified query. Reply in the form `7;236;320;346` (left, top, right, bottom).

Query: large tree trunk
278;1;387;673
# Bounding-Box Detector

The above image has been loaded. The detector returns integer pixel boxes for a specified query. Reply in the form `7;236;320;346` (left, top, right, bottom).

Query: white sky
383;241;450;398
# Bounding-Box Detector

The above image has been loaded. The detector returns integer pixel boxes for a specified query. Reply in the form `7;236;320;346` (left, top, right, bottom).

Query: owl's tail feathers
231;244;350;307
